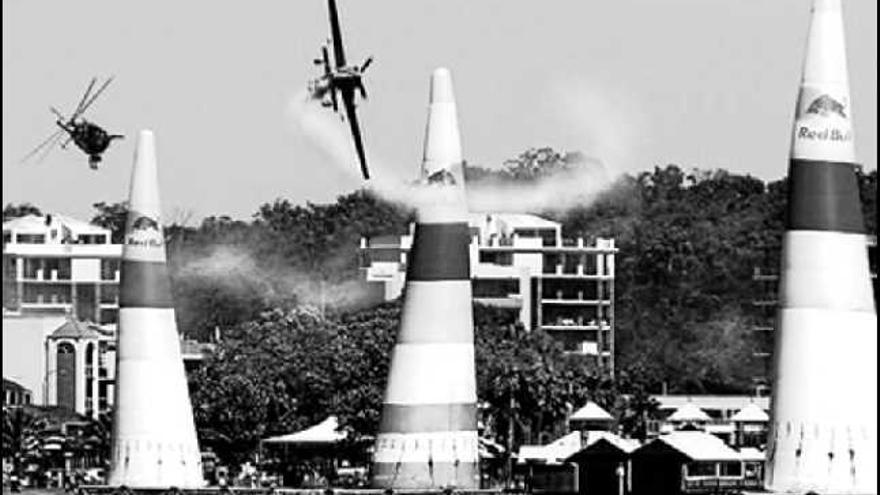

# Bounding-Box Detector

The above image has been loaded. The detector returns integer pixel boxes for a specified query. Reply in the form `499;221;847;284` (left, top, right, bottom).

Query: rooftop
468;212;560;231
570;401;614;421
667;403;712;422
3;377;30;393
49;319;108;340
3;214;109;237
653;394;770;412
730;403;770;422
641;431;742;461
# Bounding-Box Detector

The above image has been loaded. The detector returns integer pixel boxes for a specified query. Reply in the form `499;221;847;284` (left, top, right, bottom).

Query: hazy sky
3;0;876;221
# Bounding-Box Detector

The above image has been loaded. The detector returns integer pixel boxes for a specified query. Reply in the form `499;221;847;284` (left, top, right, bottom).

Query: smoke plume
177;244;372;313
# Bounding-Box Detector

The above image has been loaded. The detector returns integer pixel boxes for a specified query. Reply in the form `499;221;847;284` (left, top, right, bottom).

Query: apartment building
359;212;617;374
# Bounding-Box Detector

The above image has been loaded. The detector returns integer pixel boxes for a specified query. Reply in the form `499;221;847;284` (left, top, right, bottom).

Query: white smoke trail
286;88;431;208
464;81;642;214
178;245;372;311
286;80;642;215
288;89;361;176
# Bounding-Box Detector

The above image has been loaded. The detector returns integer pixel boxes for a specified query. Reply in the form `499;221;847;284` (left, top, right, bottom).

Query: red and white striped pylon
765;1;877;493
371;68;479;490
108;131;204;488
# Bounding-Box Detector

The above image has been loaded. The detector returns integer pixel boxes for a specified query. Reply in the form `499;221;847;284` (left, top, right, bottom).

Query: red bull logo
126;214;163;247
806;94;848;118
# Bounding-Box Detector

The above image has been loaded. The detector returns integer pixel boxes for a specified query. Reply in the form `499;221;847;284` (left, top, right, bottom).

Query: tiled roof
50;319;104;339
730;402;770;422
571;401;614;421
644;431;742;461
667;403;711;422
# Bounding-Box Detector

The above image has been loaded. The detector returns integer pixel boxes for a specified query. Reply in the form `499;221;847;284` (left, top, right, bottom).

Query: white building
42;318;212;420
649;395;770;449
2;213;122;405
359;212;617;375
45;319;117;419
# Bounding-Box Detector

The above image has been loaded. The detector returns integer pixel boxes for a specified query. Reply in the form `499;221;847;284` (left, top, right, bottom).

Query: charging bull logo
427;168;457;185
126;214;163;247
806;94;847;118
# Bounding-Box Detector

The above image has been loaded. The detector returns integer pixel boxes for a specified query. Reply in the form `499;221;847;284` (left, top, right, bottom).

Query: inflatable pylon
371;68;479;490
765;0;877;493
108;131;204;488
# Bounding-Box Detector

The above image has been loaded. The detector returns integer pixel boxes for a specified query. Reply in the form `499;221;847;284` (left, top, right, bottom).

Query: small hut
569;401;615;434
730;403;769;448
664;403;711;433
630;431;756;495
566;432;639;495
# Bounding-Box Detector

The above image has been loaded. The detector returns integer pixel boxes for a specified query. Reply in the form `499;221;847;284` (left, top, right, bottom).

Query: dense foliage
6;149;875;464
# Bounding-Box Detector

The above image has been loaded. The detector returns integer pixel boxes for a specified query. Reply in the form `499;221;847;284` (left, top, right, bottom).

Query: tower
371;68;479;489
107;131;204;488
764;1;877;493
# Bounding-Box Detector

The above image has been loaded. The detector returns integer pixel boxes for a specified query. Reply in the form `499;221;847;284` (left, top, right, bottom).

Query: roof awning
262;416;347;445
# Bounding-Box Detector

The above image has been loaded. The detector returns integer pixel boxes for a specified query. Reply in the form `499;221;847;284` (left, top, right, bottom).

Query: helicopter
308;0;373;180
22;76;123;169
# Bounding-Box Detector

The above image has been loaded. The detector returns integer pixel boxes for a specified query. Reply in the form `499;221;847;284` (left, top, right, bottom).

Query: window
100;285;119;304
473;279;519;298
57;259;71;280
3;256;15;278
2;232;11;244
79;235;107;245
100;259;120;281
23;258;40;278
686;462;717;477
720;462;742;477
100;308;118;325
15;234;45;244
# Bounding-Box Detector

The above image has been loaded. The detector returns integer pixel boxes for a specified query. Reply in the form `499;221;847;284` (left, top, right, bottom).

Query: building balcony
20;300;71;309
542;321;610;331
480;245;618;255
541;298;611;306
473;296;523;309
3;243;122;258
539;272;612;280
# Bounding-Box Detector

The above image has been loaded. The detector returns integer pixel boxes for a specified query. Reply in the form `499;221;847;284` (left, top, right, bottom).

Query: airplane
22;77;124;170
308;0;373;180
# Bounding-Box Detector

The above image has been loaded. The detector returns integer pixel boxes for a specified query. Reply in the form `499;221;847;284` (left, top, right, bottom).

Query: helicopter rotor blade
74;76;114;120
72;77;97;118
50;106;67;122
322;45;332;76
20;129;65;164
36;132;67;163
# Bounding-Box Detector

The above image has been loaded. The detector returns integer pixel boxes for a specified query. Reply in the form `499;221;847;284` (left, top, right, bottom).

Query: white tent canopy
262;416;347;445
667;403;711;422
570;401;614;421
730;403;769;422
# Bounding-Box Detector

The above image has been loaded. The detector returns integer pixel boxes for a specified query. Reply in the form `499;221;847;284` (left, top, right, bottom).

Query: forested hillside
5;149;875;462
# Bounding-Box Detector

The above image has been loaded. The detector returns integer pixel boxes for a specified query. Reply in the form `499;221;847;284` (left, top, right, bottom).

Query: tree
90;201;129;243
2;203;42;222
2;406;50;480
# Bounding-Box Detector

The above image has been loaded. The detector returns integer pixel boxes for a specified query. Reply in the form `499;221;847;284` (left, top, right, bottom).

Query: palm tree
2;406;51;481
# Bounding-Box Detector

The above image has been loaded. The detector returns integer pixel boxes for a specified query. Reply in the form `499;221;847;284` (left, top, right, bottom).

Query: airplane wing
327;0;347;68
339;86;369;179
